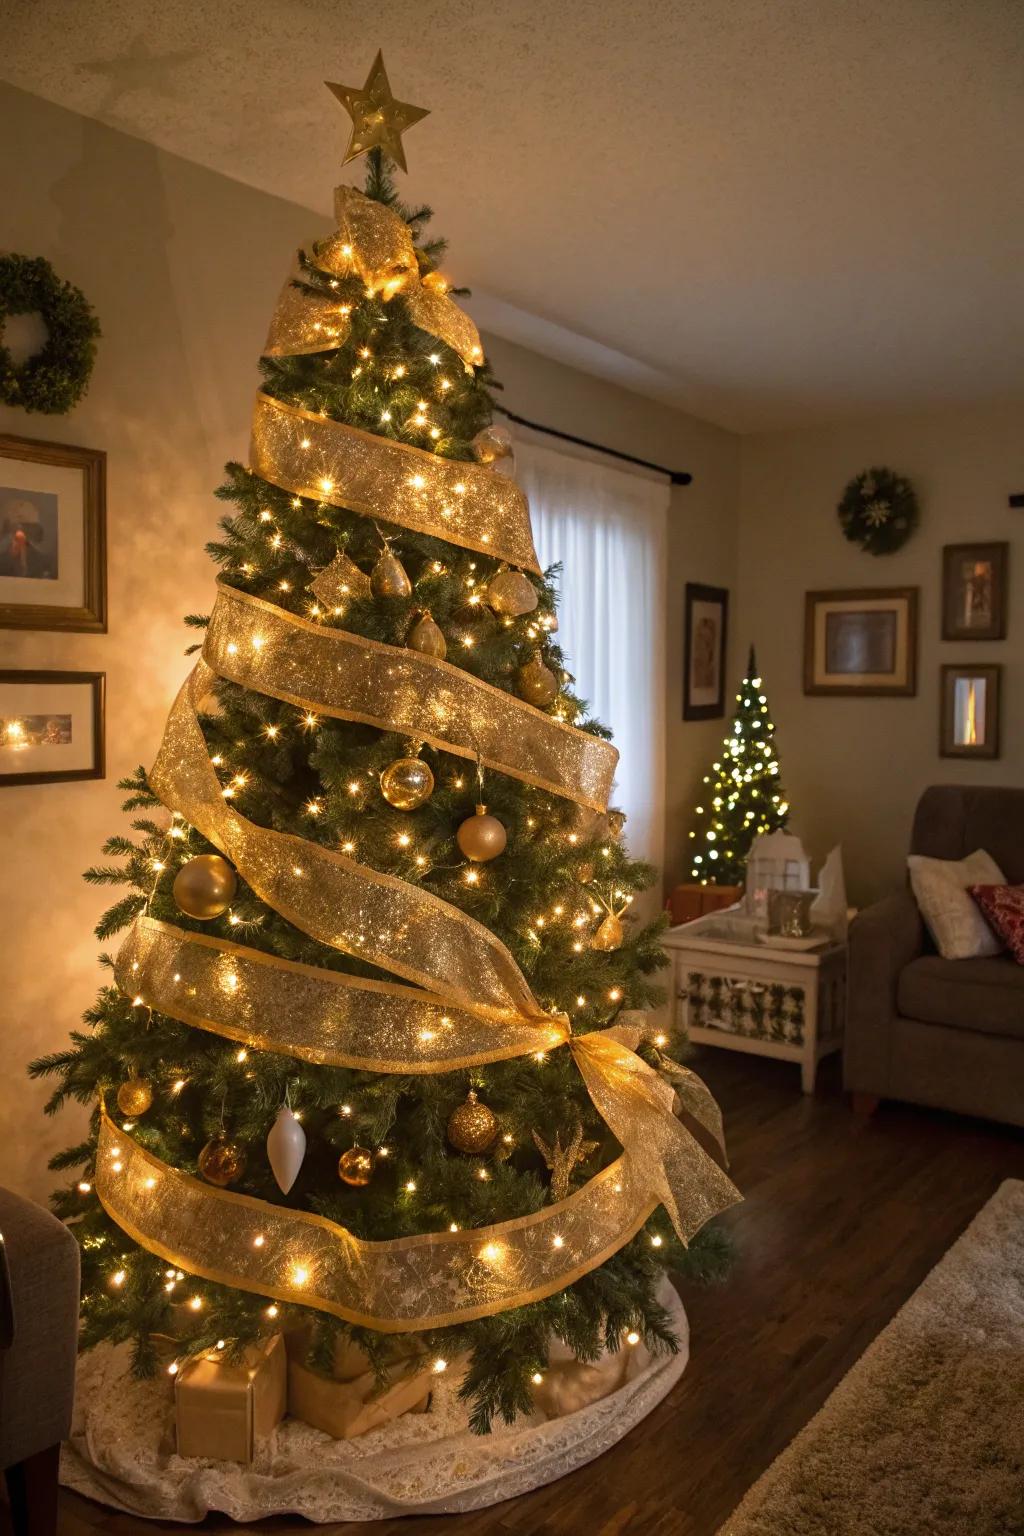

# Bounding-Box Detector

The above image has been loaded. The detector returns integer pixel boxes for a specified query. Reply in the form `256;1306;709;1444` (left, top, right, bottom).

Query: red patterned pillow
969;885;1024;964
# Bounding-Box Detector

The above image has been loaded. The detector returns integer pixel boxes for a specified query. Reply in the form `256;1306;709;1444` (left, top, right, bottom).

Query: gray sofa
845;784;1024;1128
0;1189;80;1536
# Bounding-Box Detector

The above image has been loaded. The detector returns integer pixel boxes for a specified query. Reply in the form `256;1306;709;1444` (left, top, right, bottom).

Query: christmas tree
687;646;789;885
32;60;738;1435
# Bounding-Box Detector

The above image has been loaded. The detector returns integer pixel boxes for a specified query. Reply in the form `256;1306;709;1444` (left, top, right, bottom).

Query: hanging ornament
486;567;538;616
591;912;624;952
267;1104;307;1194
446;1089;499;1154
607;809;627;837
380;751;434;809
457;805;507;862
337;1144;374;1186
516;653;559;708
406;611;446;658
575;860;596;884
198;1133;246;1188
370;543;413;599
470;423;514;466
172;854;237;920
532;1124;599;1203
116;1075;153;1117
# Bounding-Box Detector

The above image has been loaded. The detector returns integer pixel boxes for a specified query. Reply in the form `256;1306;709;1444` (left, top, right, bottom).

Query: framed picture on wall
0;670;105;787
940;663;1001;759
0;433;107;632
683;582;728;719
804;588;918;696
941;542;1008;641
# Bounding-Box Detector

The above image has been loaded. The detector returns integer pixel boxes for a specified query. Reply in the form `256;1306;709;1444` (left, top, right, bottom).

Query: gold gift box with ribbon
285;1329;434;1440
175;1333;286;1464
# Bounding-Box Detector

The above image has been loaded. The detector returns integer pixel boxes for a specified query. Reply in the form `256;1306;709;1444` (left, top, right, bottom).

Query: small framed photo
941;542;1008;641
0;433;107;632
804;588;918;696
684;582;728;719
0;670;105;787
940;664;1001;759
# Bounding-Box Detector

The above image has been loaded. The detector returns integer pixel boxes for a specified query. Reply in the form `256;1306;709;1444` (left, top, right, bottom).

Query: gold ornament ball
607;809;627;836
371;548;413;599
591;913;624;952
457;805;507;862
116;1076;153;1117
470;424;514;466
380;756;435;810
486;569;538;616
338;1145;374;1186
516;654;559;708
575;860;596;884
447;1090;499;1154
172;854;237;921
407;611;446;658
198;1134;247;1188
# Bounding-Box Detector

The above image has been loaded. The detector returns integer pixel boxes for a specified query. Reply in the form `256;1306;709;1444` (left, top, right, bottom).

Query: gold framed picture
804;588;918;696
941;542;1008;641
0;669;105;787
0;433;107;632
940;663;1001;759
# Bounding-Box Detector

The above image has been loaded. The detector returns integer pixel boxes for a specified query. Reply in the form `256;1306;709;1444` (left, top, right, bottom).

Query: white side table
662;915;846;1093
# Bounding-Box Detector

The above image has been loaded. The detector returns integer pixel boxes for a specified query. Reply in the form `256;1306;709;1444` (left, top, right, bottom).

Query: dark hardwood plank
57;1052;1024;1536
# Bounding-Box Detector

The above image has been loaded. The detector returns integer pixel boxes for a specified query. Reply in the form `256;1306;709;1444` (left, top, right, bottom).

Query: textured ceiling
4;0;1023;431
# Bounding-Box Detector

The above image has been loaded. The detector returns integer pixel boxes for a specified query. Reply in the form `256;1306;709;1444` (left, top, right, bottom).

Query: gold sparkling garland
204;582;617;812
249;393;538;572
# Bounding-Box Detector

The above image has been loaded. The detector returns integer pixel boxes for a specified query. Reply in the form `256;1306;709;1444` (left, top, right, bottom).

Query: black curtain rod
494;405;693;486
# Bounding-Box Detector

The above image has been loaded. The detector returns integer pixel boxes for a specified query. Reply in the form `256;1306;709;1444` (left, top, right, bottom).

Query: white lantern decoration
267;1104;306;1194
745;830;810;925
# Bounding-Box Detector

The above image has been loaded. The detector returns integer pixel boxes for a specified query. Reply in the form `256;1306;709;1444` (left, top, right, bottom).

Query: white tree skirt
61;1282;688;1523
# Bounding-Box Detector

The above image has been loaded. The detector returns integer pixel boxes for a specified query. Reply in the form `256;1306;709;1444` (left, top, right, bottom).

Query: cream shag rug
719;1179;1024;1536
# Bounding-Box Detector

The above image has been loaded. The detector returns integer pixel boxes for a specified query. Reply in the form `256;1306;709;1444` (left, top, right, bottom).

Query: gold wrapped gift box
175;1333;286;1464
285;1328;435;1440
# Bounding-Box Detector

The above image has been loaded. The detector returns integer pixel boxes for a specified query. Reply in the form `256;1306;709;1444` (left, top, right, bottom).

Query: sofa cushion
907;849;1005;960
970;884;1024;964
911;785;1024;883
897;954;1024;1040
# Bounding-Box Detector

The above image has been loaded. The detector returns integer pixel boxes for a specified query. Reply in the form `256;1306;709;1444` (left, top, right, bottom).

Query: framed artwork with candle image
0;669;105;786
0;432;107;632
940;663;1001;759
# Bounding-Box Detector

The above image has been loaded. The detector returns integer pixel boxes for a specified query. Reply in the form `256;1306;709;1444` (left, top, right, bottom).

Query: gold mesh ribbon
250;392;539;573
263;278;352;357
204;583;617;811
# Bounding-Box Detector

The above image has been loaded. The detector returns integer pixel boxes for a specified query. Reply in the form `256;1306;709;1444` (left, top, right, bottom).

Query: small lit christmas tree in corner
688;646;789;885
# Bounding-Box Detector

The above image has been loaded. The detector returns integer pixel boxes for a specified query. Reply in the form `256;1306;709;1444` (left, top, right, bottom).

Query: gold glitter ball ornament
447;1090;499;1154
380;755;434;810
471;424;514;466
591;913;624;952
486;569;538;616
456;805;507;862
371;548;413;599
172;854;237;921
575;860;596;884
116;1076;153;1117
406;611;446;658
516;654;559;708
198;1133;247;1188
338;1145;374;1186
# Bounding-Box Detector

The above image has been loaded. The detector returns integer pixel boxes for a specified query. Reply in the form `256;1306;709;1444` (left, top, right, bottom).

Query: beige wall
0;85;739;1201
737;402;1024;906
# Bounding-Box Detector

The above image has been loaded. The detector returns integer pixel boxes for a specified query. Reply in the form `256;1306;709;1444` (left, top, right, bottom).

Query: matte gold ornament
338;1145;374;1186
456;805;507;862
532;1124;599;1203
471;424;514;466
516;654;559;708
198;1133;246;1188
591;913;624;952
406;611;446;659
116;1076;153;1117
447;1090;498;1154
380;755;434;810
486;568;538;617
370;548;413;599
172;854;237;921
325;52;429;174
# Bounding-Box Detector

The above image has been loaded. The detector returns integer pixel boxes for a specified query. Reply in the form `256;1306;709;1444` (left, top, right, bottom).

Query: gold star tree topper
326;52;429;173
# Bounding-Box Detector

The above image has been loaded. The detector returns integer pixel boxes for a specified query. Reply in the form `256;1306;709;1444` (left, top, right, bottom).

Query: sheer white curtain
515;438;669;874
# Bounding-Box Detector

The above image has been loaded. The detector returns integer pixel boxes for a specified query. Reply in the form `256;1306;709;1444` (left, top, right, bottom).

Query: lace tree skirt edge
60;1282;688;1524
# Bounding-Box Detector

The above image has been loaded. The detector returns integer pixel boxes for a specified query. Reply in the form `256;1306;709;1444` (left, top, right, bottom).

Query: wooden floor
53;1051;1024;1536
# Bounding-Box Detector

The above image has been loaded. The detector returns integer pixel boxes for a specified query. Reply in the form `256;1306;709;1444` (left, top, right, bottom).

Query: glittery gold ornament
486;568;538;616
471;424;514;466
370;547;413;599
116;1076;153;1117
575;861;596;884
380;755;434;810
172;854;237;921
406;611;446;658
532;1124;599;1202
325;52;429;174
338;1145;374;1186
447;1090;498;1154
198;1133;246;1188
607;809;627;836
591;913;624;952
516;654;559;708
456;805;507;862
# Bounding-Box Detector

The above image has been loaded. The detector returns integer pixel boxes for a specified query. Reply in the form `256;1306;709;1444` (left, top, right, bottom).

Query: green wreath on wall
0;254;100;414
837;466;919;555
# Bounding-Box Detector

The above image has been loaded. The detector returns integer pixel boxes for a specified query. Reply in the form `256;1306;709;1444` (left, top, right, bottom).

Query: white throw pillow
907;848;1006;960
